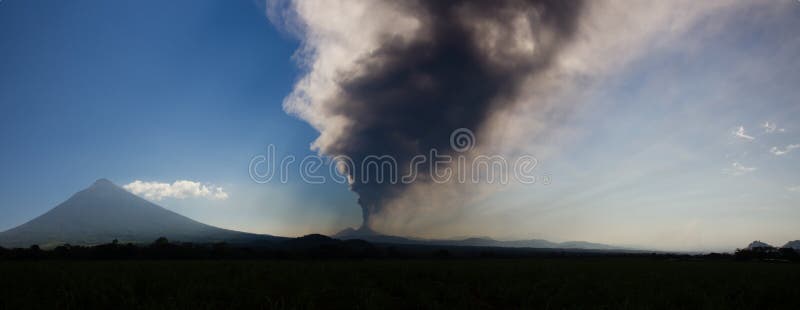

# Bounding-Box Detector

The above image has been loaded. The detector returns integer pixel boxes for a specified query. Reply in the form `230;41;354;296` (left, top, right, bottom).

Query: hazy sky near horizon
1;0;799;251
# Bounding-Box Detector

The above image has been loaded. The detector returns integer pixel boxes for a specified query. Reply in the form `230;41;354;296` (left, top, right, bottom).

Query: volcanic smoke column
274;0;585;230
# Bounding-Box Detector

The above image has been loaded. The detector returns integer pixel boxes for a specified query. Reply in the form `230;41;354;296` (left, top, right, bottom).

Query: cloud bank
770;144;799;156
725;162;756;176
733;126;755;141
124;180;229;201
762;121;785;134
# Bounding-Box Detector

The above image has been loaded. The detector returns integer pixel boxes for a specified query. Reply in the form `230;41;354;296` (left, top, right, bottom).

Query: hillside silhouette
0;179;283;248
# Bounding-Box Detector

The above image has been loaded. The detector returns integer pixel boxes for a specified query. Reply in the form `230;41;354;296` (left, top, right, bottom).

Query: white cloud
733;126;754;141
769;144;799;156
762;121;785;134
788;185;800;192
724;162;756;176
123;180;229;201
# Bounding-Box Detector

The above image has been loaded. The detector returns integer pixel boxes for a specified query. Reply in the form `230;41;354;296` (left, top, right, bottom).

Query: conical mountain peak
90;178;117;188
0;178;278;248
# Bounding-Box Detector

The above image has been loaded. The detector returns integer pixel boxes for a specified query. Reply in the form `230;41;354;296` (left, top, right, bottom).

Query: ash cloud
273;0;585;230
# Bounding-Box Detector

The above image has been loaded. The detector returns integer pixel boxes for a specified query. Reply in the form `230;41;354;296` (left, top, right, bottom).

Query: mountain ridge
333;227;622;250
0;179;284;248
783;240;800;250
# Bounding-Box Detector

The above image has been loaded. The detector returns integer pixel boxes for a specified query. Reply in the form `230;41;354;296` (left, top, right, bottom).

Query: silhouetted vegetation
2;235;799;262
734;246;800;262
2;238;800;308
0;235;390;260
1;258;799;309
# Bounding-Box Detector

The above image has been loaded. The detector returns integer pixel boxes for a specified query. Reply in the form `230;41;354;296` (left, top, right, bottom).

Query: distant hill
0;179;284;248
334;227;622;250
333;226;423;244
782;240;800;250
746;241;774;250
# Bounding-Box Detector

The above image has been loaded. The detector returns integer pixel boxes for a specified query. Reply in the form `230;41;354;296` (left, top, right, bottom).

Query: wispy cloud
788;185;800;192
724;162;756;176
124;180;229;201
733;126;754;141
769;144;799;156
762;121;785;134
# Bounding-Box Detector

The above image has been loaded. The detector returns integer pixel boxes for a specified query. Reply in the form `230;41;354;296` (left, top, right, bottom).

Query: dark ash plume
278;0;585;230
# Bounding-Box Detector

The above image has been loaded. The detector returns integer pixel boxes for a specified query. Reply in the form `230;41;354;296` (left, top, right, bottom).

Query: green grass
1;258;798;309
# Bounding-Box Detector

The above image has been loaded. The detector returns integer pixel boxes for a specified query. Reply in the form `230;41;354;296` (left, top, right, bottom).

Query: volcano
0;179;283;248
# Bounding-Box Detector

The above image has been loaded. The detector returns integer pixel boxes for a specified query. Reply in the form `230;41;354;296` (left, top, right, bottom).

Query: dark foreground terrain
1;258;799;309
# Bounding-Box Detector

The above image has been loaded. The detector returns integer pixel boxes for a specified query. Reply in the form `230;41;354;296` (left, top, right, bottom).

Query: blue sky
0;0;361;235
1;0;799;251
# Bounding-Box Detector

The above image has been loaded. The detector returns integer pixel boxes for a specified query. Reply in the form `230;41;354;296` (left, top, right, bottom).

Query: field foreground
1;258;799;309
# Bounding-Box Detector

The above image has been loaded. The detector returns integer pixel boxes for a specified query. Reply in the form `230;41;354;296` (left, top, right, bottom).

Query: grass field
1;258;799;309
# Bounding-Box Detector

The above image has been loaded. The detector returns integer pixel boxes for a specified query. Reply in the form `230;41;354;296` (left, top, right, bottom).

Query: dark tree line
734;246;800;262
1;235;798;261
0;235;389;260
